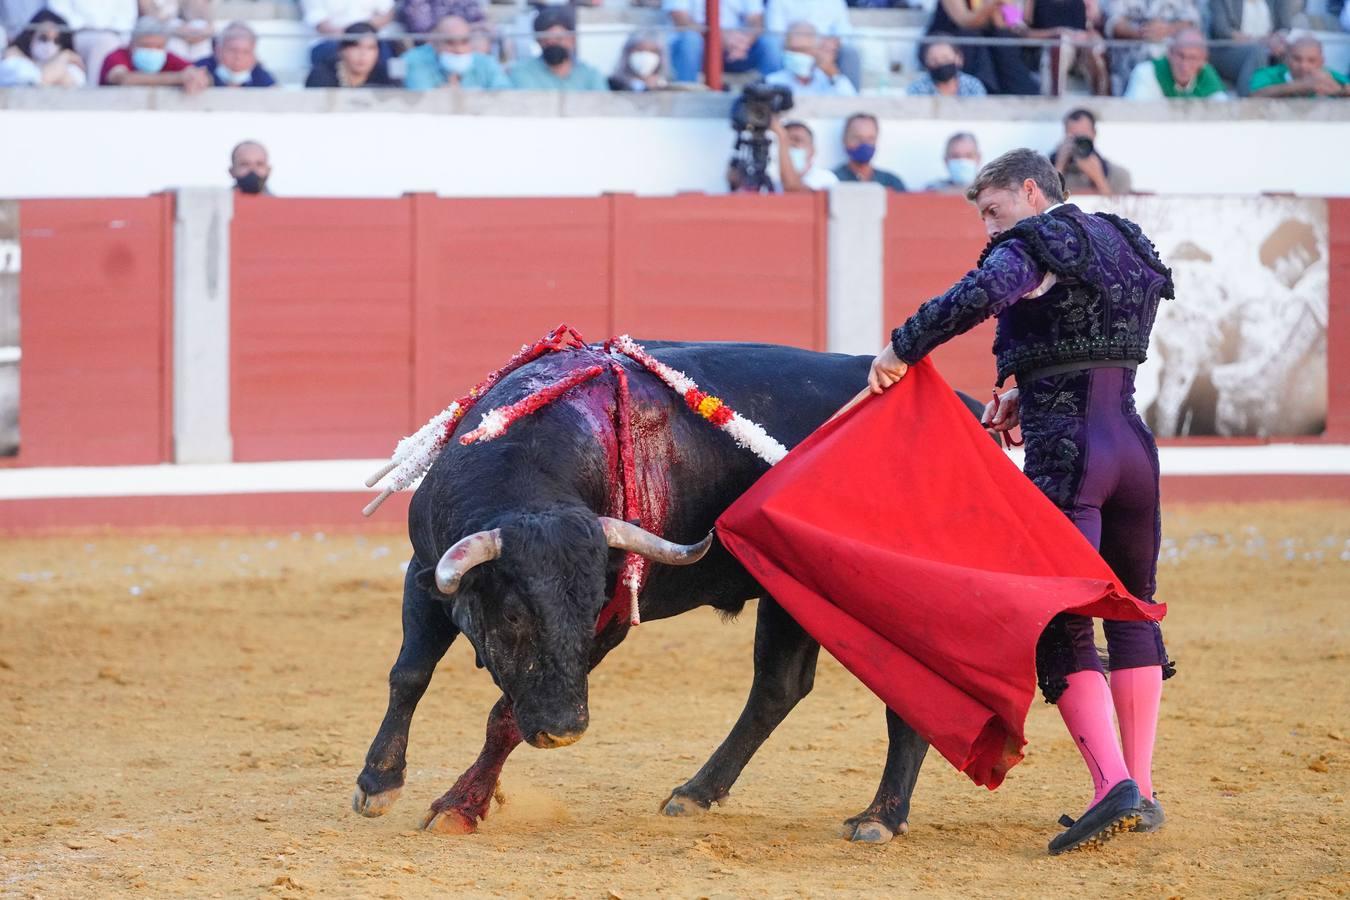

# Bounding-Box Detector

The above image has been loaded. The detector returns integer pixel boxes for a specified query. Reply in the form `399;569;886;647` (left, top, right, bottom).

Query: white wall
1;92;1346;199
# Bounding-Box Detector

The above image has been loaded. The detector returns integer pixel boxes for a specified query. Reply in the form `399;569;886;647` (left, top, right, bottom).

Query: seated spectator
833;113;906;191
306;21;399;86
47;0;138;79
140;0;214;62
1208;0;1291;97
508;6;607;91
764;21;857;96
764;0;862;91
1124;27;1229;99
100;15;212;92
1051;107;1132;193
0;9;87;87
906;40;988;95
403;13;507;89
926;131;981;193
925;0;1039;94
771;118;839;192
609;30;670;92
196;21;275;87
230;140;272;195
1104;0;1202;95
397;0;486;40
1025;0;1110;95
304;0;394;65
665;0;768;84
1249;34;1349;97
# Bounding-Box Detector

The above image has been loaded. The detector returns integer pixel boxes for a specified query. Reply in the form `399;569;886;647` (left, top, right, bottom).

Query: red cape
715;358;1165;789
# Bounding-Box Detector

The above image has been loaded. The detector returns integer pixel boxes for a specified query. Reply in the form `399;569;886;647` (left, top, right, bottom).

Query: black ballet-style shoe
1048;779;1143;855
1133;795;1165;833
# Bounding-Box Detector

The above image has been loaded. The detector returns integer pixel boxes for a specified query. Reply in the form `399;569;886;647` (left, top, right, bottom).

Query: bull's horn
435;529;503;595
599;517;714;566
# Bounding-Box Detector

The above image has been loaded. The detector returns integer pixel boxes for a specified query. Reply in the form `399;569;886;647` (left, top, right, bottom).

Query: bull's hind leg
353;561;458;817
841;708;929;843
661;596;819;815
422;696;522;834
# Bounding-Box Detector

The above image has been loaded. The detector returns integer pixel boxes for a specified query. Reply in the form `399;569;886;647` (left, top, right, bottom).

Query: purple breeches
1018;366;1173;703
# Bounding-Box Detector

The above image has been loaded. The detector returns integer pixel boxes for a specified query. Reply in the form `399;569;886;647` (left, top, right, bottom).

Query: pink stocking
1110;665;1162;799
1058;670;1131;808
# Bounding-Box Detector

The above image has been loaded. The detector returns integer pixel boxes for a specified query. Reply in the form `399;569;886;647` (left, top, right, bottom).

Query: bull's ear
414;566;438;594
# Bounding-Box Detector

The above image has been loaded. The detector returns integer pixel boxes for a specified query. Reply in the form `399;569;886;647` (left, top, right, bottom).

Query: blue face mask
947;157;979;186
788;147;810;173
132;47;168;73
439;51;474;76
846;142;876;165
216;64;251;85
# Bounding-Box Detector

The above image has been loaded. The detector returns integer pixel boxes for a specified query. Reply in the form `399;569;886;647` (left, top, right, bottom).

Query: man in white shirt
770;118;839;193
664;0;767;83
762;0;861;90
764;20;857;96
47;0;138;78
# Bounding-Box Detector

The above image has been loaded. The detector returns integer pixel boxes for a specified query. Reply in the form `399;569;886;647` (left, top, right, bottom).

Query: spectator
230;140;272;195
306;21;399;86
926;131;981;193
508;6;607;91
770;118;838;192
47;0;139;80
763;0;862;91
764;21;857;96
906;40;988;95
397;0;485;40
1123;27;1229;99
665;0;767;84
1052;108;1133;194
0;9;87;87
196;21;275;87
609;29;670;92
1104;0;1202;94
925;0;1039;94
403;13;507;89
1249;34;1349;97
833;113;906;191
100;15;212;92
1208;0;1291;97
140;0;214;62
304;0;394;65
1024;0;1110;95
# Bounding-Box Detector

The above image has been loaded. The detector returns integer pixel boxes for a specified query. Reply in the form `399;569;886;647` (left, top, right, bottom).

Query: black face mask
235;171;266;195
541;44;570;67
928;62;959;83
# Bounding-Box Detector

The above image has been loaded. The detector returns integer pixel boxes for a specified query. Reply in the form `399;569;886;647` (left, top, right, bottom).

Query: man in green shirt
508;6;608;92
1123;29;1229;100
1249;35;1349;98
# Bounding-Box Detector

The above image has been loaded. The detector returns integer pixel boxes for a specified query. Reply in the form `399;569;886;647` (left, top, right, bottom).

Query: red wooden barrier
1327;198;1350;441
7;196;173;467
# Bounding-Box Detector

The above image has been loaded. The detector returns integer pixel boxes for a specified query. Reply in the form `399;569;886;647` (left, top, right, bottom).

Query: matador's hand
982;387;1021;431
868;344;909;395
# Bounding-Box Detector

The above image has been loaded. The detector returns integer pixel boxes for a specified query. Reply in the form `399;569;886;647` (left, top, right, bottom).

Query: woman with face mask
0;10;87;87
608;30;669;92
305;21;399;87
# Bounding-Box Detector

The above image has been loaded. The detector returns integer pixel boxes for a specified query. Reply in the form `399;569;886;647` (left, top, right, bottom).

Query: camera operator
1051;108;1132;196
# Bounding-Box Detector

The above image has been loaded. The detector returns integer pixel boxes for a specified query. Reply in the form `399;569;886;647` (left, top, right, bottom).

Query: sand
1;502;1348;899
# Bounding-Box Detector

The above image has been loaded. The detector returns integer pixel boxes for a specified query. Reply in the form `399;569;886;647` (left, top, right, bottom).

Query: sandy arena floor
1;502;1348;899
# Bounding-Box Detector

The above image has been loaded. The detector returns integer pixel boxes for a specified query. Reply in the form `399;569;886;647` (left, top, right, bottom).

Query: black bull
353;341;987;842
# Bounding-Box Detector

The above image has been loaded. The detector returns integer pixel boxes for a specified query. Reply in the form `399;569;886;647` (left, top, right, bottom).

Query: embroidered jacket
890;204;1174;385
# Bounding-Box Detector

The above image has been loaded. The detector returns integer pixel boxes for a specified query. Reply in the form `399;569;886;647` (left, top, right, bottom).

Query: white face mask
628;49;660;78
783;50;816;80
440;50;474;75
788;146;810;173
946;157;979;186
30;37;60;63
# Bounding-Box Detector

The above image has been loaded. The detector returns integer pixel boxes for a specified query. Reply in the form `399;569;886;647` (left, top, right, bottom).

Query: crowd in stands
0;0;1344;96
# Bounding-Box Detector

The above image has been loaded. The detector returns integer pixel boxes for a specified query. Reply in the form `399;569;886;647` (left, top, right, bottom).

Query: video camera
728;83;795;194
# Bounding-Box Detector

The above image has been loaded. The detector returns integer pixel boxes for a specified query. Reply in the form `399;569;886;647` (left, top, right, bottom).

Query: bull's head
432;508;712;750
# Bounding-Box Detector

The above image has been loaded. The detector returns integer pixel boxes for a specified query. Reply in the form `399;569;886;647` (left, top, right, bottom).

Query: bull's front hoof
660;792;710;817
420;807;478;835
351;785;402;818
841;817;907;844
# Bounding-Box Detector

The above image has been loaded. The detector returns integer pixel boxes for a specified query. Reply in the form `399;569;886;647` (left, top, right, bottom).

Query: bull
352;341;985;843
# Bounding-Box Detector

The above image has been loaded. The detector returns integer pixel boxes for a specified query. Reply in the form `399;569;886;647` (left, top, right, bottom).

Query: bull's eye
502;608;524;629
